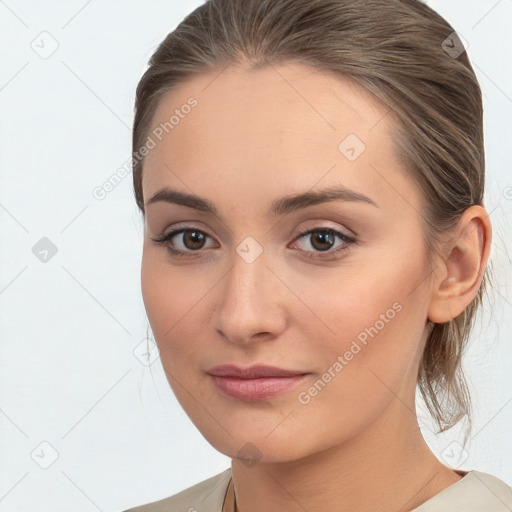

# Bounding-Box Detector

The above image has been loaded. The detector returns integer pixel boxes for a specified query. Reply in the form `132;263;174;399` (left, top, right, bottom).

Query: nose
213;244;287;345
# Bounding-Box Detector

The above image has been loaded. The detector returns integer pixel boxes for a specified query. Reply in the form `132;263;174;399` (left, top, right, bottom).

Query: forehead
146;61;394;148
141;62;417;213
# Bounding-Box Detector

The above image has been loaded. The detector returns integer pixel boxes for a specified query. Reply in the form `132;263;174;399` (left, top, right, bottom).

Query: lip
207;364;309;401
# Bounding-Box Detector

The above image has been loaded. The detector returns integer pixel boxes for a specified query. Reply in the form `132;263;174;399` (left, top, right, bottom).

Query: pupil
185;231;205;249
312;231;334;251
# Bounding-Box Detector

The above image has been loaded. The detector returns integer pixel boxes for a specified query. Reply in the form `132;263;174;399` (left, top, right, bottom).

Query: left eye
291;228;356;257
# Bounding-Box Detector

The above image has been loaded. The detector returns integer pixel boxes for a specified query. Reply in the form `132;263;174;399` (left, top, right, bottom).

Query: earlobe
427;205;492;324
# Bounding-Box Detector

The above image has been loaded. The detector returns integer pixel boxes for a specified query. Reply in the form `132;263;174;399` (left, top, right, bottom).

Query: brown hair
132;0;489;446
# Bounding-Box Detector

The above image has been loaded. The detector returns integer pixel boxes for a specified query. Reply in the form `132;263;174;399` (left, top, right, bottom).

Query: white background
0;1;511;511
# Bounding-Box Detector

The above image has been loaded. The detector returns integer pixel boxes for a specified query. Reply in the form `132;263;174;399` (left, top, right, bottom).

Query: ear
427;205;492;323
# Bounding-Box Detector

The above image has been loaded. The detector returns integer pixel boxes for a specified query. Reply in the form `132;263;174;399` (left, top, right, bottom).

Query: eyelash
151;226;356;261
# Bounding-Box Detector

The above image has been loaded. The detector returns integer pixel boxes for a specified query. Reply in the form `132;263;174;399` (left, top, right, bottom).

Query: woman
125;0;512;510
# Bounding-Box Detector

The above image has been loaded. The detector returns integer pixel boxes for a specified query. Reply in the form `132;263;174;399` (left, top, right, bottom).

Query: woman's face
140;62;434;462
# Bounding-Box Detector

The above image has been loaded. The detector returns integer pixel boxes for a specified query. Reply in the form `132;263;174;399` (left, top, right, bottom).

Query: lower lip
209;374;308;401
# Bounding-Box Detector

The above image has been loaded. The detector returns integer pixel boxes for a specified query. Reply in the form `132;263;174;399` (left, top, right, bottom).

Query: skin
140;62;492;512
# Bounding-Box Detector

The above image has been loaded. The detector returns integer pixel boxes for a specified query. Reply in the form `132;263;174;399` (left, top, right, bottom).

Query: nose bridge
214;237;284;344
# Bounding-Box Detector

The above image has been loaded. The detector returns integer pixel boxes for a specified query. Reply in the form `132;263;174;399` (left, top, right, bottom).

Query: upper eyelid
162;224;346;236
160;218;353;237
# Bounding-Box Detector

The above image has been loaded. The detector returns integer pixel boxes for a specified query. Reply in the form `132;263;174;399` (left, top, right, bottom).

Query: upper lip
207;364;308;379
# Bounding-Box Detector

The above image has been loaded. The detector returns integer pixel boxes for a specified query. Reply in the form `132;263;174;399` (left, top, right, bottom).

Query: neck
230;396;461;512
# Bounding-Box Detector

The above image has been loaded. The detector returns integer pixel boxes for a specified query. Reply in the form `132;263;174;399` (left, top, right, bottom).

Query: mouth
206;364;310;401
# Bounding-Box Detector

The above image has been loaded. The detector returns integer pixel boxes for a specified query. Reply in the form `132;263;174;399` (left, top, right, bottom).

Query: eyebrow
145;185;378;216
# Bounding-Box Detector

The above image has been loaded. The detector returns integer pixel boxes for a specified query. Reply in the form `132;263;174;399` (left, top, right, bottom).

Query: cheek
140;255;204;407
140;251;211;368
141;252;187;349
300;260;424;340
294;250;429;384
141;254;169;335
291;271;426;449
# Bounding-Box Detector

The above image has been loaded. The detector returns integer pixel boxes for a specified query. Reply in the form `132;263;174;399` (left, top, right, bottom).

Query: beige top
124;468;512;512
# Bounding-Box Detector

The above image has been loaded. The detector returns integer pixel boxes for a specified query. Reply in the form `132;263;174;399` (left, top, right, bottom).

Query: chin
217;437;312;465
191;412;334;465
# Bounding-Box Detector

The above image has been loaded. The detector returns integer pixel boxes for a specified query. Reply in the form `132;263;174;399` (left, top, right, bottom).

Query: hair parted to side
132;0;489;445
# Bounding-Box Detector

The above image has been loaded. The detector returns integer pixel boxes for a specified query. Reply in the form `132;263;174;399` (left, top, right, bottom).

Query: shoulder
466;470;512;508
123;468;232;512
414;470;512;511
